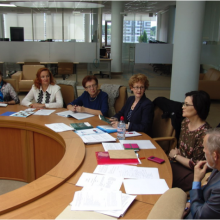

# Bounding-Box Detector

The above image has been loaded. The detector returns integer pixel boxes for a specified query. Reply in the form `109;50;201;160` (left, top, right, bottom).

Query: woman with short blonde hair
110;73;154;135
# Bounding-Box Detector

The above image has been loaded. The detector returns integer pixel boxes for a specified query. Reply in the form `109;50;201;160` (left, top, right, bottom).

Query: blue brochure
0;111;16;116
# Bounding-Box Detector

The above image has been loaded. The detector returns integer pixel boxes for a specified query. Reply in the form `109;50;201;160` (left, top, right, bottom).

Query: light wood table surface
0;105;172;219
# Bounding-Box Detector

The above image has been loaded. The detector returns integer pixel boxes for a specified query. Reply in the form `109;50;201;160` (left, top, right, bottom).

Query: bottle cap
120;116;124;121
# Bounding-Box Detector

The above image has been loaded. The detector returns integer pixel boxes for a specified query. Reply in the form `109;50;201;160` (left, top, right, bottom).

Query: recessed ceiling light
13;2;104;9
0;3;16;7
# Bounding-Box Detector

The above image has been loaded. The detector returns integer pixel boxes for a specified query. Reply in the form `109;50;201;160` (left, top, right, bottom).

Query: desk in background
0;105;172;219
87;59;112;79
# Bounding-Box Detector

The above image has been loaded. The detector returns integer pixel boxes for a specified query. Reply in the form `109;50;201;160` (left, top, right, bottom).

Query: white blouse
21;84;63;108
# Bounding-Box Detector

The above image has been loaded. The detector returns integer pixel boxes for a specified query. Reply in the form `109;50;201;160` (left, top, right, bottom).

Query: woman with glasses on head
110;73;154;135
21;67;63;109
67;75;108;116
169;90;211;191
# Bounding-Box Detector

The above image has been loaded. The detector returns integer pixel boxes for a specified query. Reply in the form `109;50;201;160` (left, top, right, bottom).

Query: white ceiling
0;1;176;14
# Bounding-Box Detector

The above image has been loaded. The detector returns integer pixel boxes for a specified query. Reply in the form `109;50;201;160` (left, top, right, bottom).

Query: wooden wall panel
33;133;65;179
0;128;27;182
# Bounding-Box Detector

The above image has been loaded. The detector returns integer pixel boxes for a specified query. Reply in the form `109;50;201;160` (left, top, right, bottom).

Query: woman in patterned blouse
169;90;211;191
0;71;20;104
21;67;63;109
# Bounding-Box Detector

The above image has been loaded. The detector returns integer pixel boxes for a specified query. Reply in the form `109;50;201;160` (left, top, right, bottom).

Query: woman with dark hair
67;75;108;116
21;67;63;108
0;71;19;104
110;73;154;135
169;90;211;191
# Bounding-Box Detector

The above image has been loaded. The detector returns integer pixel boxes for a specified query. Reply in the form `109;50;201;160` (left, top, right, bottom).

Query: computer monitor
100;48;107;58
10;27;24;41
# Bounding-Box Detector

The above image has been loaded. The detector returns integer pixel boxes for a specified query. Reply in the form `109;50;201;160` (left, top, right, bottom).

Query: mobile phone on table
147;156;165;164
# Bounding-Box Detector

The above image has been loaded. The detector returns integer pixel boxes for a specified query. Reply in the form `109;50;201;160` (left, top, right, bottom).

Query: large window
3;10;88;42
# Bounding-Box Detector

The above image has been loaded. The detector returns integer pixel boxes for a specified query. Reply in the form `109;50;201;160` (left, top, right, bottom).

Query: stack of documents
71;172;136;218
75;128;116;144
57;110;94;120
94;165;169;195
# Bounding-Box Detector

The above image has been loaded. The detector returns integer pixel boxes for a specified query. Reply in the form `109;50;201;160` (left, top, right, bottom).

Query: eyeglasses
133;86;145;90
182;102;194;107
85;84;97;89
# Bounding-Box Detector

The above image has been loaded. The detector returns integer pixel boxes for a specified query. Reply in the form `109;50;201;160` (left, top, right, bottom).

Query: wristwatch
173;154;177;160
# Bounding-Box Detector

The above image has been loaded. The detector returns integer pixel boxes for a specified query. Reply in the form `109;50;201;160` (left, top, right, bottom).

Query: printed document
45;123;74;132
76;172;123;191
102;143;124;151
93;165;160;179
71;190;122;211
34;109;55;115
125;131;142;137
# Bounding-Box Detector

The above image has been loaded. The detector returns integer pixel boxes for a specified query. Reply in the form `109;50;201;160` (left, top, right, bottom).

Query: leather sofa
11;65;45;92
198;68;220;99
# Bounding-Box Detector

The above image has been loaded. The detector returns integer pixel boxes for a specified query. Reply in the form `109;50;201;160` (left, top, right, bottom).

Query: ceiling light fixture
0;3;16;7
13;2;104;9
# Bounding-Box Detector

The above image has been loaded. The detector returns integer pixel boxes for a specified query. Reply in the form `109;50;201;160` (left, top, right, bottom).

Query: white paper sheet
123;179;169;194
93;165;160;179
102;143;124;151
125;131;142;137
45;123;74;132
0;103;7;107
76;172;123;191
34;109;55;115
96;193;136;218
75;128;104;136
71;190;122;211
119;140;156;149
57;110;95;120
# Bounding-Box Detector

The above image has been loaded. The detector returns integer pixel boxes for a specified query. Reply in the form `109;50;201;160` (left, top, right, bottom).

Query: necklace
90;95;98;102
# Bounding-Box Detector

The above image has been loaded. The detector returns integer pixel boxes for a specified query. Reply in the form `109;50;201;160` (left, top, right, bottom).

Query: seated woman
67;75;108;116
110;73;154;135
169;90;211;191
21;67;63;108
0;71;20;105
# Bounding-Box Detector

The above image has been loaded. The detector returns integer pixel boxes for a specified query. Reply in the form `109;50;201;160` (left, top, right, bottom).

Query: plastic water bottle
117;116;126;140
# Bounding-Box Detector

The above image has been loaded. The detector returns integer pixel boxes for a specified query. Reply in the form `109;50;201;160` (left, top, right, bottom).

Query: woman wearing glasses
169;90;211;191
67;75;108;116
110;73;154;135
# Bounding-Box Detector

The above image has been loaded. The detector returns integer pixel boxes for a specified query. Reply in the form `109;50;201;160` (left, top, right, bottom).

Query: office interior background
0;1;219;111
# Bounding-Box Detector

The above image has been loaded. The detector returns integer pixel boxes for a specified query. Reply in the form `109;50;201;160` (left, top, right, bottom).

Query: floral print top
179;118;211;168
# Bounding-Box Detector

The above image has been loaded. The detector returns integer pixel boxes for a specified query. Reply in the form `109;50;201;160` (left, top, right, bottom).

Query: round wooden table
0;106;172;219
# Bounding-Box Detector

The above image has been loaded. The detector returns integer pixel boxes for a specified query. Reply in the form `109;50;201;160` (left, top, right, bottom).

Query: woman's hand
75;106;85;113
169;147;180;159
109;117;119;128
30;103;46;109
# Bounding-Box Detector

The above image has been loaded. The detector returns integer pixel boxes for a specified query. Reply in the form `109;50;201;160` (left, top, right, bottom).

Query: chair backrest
98;84;128;117
58;63;73;75
151;106;176;153
56;80;78;107
114;86;128;113
203;68;220;81
147;188;187;219
22;65;45;80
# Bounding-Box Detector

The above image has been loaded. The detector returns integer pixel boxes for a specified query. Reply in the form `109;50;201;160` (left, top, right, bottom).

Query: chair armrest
11;71;22;92
153;136;177;151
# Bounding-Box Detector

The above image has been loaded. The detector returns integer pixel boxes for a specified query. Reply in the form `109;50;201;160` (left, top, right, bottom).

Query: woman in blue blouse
67;75;109;116
110;73;154;135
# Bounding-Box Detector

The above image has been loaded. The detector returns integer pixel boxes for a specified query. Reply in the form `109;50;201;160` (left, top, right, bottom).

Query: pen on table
93;130;98;133
127;132;134;134
139;157;146;160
